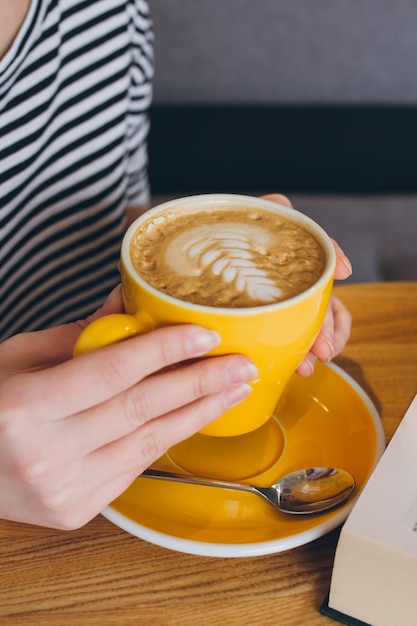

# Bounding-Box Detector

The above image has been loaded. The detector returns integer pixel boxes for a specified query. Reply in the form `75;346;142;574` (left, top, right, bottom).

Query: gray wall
150;0;417;105
149;1;417;283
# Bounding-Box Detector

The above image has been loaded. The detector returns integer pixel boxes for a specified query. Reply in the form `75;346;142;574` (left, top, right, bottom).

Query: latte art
130;205;325;308
169;223;284;304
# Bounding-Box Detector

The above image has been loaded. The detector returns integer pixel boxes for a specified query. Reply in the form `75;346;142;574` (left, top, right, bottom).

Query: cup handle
73;313;154;357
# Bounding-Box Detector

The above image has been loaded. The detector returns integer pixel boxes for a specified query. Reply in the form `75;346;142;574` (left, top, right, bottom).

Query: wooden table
1;282;416;626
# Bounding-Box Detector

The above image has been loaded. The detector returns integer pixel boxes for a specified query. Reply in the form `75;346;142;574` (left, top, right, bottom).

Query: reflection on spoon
140;467;355;515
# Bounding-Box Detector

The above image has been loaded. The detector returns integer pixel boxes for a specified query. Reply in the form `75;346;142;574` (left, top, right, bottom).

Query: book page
340;394;417;555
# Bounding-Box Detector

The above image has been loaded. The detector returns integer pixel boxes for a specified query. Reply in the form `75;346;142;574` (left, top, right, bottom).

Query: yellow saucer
103;363;385;557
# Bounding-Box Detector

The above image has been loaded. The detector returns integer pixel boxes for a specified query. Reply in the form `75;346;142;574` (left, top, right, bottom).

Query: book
323;394;417;626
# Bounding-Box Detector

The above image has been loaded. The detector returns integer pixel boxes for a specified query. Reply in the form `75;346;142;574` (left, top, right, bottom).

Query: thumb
85;284;124;323
67;283;124;350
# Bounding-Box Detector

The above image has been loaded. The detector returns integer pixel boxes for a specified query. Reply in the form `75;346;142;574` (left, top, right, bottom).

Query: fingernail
324;337;335;361
186;329;221;356
226;359;258;385
341;254;353;276
301;355;316;377
334;241;353;276
223;383;252;409
332;338;341;356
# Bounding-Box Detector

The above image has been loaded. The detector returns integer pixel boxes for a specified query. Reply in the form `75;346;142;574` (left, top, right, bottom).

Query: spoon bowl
141;467;355;515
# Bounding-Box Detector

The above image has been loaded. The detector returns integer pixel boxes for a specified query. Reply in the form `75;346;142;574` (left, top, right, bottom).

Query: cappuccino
129;202;325;308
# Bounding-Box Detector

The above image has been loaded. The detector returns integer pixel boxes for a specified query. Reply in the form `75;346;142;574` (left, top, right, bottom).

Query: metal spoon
141;467;355;515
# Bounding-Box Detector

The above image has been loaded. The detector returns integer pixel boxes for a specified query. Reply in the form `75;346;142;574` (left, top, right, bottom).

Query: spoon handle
141;468;257;496
140;467;355;515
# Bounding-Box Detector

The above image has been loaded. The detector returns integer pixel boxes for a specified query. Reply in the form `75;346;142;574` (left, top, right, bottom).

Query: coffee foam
130;206;325;308
167;223;284;304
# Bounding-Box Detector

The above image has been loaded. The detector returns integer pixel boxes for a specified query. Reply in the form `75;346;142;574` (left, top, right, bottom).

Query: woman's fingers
260;193;293;208
331;238;353;279
60;354;257;459
308;301;336;363
83;383;252;489
261;192;352;377
261;194;353;281
296;295;352;376
23;377;252;530
9;325;222;423
330;294;352;355
14;361;255;530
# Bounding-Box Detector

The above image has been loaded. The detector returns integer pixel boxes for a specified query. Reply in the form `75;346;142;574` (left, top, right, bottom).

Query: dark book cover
320;595;372;626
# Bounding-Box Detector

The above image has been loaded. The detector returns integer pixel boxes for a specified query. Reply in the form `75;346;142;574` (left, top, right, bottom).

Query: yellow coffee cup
74;194;336;437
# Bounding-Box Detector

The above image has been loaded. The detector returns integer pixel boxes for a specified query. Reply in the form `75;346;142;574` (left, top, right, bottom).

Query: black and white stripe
0;0;153;341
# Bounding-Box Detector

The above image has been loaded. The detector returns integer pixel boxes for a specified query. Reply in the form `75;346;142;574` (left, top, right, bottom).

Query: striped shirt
0;0;153;341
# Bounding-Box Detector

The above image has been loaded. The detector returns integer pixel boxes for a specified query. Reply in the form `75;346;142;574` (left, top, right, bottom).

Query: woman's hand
261;194;352;376
0;288;256;530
